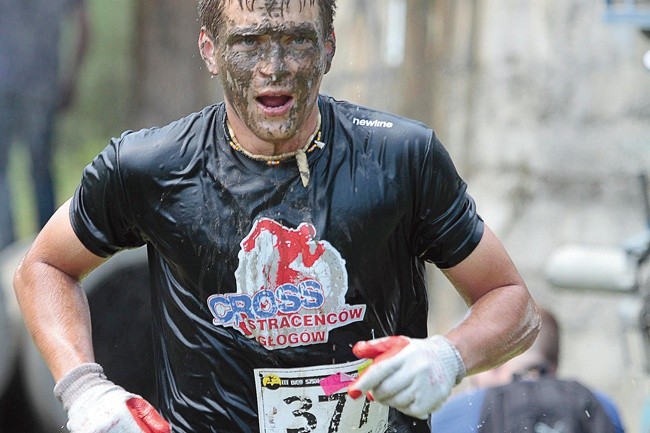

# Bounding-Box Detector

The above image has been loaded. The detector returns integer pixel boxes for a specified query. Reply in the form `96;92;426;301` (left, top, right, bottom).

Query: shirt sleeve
69;135;146;257
412;133;484;269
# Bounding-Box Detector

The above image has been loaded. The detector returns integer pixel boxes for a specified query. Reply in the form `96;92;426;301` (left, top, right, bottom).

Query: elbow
13;255;30;300
520;297;542;354
13;251;41;303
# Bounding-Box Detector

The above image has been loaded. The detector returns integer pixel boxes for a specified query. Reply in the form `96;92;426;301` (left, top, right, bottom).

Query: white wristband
429;335;466;385
53;363;108;412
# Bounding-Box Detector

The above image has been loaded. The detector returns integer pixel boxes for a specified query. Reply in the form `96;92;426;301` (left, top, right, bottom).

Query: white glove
54;363;170;433
347;335;465;420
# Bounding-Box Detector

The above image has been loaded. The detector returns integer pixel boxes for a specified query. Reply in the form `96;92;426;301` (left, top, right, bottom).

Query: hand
347;335;465;420
54;363;170;433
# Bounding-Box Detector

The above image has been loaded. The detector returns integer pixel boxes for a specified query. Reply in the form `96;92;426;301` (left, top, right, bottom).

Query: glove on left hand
347;335;465;420
54;363;170;433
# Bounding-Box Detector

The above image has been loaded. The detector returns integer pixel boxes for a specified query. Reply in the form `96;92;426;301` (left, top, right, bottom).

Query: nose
259;42;289;82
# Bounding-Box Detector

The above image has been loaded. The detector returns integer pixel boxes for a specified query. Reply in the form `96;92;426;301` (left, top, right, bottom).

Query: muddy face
202;1;335;145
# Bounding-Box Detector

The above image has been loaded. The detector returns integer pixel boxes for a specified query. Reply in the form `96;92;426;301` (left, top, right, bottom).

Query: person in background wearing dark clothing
430;307;625;433
13;1;540;432
0;0;90;250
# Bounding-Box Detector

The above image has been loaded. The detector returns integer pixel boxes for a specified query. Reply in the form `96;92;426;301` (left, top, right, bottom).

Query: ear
324;31;336;74
199;27;219;75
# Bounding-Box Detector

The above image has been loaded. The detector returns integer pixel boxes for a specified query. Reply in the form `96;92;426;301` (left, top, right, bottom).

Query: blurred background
0;0;649;432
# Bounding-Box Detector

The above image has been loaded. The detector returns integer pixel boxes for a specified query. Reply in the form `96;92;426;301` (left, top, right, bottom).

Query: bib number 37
255;361;389;433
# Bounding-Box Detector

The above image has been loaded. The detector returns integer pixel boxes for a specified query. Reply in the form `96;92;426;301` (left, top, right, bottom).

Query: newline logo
352;117;394;128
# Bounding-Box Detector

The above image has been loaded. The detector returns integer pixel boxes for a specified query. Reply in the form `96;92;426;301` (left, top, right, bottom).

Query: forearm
346;283;537;419
14;258;95;381
445;283;540;375
14;226;169;432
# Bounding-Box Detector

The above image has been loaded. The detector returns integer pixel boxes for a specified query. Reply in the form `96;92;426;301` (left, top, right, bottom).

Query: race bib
255;359;390;433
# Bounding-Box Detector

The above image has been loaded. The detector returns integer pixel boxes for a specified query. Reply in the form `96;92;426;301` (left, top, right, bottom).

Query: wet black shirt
70;95;484;433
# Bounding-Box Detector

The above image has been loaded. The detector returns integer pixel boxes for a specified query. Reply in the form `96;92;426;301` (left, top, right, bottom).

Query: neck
225;103;320;157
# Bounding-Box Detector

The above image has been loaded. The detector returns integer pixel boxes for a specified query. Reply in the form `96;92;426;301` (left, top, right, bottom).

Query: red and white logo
207;218;366;350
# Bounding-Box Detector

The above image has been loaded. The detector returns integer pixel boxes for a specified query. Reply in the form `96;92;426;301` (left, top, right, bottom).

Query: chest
138;151;410;293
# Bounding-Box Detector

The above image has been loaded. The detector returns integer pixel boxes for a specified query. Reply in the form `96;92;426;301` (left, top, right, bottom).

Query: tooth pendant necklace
226;114;324;187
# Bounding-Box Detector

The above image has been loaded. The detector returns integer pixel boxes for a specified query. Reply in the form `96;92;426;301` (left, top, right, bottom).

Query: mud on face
198;0;337;41
203;0;335;143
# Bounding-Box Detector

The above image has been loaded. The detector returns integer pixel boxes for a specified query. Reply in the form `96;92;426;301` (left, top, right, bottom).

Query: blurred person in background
12;1;540;432
430;307;625;433
642;396;650;433
0;0;90;251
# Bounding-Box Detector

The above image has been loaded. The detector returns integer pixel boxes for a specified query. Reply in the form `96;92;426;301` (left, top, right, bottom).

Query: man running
13;1;540;432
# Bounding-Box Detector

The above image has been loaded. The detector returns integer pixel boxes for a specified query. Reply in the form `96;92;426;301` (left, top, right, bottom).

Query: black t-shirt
70;94;484;433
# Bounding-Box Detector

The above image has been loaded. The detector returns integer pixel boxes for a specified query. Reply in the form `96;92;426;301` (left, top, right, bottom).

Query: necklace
225;114;324;187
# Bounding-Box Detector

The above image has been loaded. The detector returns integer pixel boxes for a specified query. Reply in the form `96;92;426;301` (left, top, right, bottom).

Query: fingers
353;366;433;420
348;335;458;421
348;337;412;399
378;379;441;420
352;336;410;360
372;373;417;405
126;397;171;433
365;364;414;402
349;358;399;398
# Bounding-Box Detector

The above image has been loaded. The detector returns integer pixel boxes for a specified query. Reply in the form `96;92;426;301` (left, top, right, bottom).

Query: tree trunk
132;0;221;129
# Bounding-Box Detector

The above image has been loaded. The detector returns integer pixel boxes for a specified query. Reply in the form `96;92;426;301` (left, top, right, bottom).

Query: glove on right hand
348;335;465;420
54;363;170;433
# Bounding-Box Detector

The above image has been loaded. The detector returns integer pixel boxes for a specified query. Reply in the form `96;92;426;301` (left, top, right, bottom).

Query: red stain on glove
126;397;171;433
348;336;411;399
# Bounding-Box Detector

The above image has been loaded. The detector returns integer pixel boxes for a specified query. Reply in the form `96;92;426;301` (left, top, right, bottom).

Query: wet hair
198;0;337;38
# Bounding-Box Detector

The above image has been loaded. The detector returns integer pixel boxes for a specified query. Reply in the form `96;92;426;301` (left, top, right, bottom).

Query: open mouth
256;95;293;108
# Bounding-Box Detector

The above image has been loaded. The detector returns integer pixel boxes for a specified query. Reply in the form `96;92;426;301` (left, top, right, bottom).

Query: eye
233;35;258;51
289;36;312;50
242;36;257;47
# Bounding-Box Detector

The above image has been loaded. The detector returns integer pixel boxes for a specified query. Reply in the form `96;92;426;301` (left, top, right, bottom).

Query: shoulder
115;104;222;171
320;94;434;149
118;104;220;149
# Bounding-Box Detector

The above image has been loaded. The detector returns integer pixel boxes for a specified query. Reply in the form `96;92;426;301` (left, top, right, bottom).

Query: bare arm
440;224;540;375
13;199;107;381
